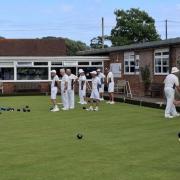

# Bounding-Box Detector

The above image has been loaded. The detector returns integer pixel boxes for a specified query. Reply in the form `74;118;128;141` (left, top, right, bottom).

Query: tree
110;8;160;46
42;36;89;56
64;38;89;56
90;36;109;49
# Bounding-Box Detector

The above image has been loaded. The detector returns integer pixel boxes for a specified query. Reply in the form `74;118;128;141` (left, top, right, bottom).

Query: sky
0;0;180;45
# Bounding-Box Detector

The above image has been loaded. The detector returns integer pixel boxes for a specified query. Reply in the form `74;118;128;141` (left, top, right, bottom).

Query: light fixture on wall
116;55;119;62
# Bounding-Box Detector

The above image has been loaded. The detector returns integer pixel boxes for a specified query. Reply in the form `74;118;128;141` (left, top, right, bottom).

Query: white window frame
154;48;169;75
124;52;135;75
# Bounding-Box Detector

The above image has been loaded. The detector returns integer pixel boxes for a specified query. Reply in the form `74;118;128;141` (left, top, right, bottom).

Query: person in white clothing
66;69;78;109
97;69;105;101
50;70;60;112
60;69;69;110
86;71;101;111
106;69;115;104
164;67;180;118
78;69;87;104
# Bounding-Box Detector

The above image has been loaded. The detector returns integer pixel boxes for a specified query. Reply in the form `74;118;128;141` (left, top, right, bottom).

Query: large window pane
34;62;48;66
0;68;14;80
78;67;98;79
17;67;48;80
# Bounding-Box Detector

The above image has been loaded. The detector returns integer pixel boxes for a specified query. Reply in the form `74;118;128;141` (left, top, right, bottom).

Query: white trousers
79;89;86;103
164;87;177;116
61;90;69;109
67;89;75;109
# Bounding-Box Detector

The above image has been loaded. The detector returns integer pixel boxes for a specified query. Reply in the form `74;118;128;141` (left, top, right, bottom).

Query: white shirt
67;74;78;90
164;74;179;89
79;75;86;90
51;75;59;89
61;74;69;91
92;77;101;91
107;72;114;83
98;72;105;84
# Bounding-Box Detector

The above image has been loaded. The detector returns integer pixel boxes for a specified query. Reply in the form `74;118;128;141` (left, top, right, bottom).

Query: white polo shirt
98;72;105;84
92;76;101;91
79;75;86;90
67;74;78;90
51;75;59;89
61;74;69;91
107;72;114;84
164;74;179;89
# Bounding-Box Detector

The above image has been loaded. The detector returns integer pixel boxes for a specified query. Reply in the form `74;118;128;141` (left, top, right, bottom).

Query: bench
148;83;164;98
14;82;41;93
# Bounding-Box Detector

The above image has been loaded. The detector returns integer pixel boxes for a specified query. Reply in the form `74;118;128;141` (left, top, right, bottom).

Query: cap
79;69;84;74
171;67;179;74
90;71;97;75
51;70;56;74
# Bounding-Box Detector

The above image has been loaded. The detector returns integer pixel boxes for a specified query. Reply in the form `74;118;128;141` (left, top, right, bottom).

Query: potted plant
140;65;151;91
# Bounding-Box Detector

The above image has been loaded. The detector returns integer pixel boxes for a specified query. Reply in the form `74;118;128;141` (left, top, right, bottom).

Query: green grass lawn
0;96;180;180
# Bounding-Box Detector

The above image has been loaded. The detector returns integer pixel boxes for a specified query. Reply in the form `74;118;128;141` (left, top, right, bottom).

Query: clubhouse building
1;37;180;96
0;39;109;94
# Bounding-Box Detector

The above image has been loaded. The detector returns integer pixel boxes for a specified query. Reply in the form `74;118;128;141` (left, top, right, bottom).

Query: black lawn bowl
27;109;31;112
23;108;27;112
77;133;83;140
17;109;21;112
25;106;29;109
82;107;87;110
178;132;180;138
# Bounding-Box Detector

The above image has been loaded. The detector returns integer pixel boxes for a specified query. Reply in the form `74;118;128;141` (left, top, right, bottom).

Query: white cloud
176;3;180;10
60;4;74;13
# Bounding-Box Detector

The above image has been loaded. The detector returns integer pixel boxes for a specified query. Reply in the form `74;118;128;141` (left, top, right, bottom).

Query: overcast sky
0;0;180;44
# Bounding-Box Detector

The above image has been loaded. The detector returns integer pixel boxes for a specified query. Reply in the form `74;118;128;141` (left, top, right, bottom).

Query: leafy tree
42;36;89;56
110;8;160;46
64;38;89;56
90;36;109;49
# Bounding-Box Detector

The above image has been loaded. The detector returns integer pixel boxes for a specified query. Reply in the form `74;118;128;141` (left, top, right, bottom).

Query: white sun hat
90;71;97;75
97;69;101;72
79;69;84;74
51;70;56;74
171;67;179;74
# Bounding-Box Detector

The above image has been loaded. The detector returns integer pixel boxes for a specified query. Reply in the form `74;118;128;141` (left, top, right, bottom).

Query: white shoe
82;102;87;105
173;113;180;117
51;107;59;112
94;107;99;111
62;108;69;111
106;101;111;104
86;106;93;111
110;101;115;104
165;115;174;119
69;107;74;110
100;98;104;101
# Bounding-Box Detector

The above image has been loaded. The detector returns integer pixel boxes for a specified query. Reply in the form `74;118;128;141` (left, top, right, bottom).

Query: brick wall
107;46;180;96
2;82;51;95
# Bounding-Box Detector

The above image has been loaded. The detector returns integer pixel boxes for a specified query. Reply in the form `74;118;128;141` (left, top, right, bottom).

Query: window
154;49;169;75
78;67;98;79
51;62;62;66
91;61;102;66
17;62;33;67
17;67;48;80
78;62;89;66
0;68;14;80
124;52;135;74
34;62;48;66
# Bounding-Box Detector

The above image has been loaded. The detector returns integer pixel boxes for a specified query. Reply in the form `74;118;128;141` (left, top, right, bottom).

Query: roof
77;37;180;56
0;39;66;56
